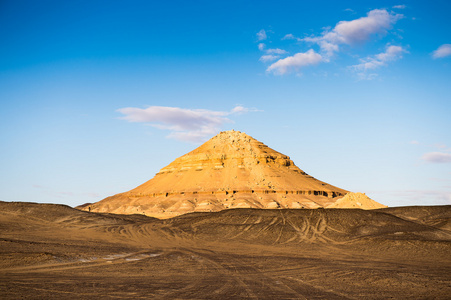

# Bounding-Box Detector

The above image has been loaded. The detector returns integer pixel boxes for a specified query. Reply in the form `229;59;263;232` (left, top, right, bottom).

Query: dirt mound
381;205;451;231
167;207;451;244
80;130;385;218
0;200;156;226
326;192;387;209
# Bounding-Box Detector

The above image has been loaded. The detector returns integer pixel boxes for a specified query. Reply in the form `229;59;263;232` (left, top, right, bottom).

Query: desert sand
1;200;450;299
2;131;448;298
81;130;385;218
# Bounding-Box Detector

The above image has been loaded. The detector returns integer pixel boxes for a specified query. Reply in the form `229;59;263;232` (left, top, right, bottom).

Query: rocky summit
80;130;385;218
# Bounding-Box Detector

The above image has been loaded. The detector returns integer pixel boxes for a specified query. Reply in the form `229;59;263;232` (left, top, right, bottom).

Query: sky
1;0;450;208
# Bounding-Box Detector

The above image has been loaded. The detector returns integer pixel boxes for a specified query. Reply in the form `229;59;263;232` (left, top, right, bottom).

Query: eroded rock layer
81;130;380;218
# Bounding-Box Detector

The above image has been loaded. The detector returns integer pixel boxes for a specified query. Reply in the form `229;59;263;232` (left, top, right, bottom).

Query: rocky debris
327;192;387;209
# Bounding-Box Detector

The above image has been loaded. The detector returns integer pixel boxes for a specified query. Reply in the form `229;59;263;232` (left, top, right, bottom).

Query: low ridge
80;130;384;218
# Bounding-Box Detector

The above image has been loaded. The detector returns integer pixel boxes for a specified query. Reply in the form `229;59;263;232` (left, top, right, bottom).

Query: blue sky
1;0;450;207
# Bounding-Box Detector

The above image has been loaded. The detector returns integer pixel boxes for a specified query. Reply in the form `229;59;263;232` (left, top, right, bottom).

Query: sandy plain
1;200;450;299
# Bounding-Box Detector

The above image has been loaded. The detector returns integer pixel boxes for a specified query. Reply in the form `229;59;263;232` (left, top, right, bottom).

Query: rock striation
80;130;384;218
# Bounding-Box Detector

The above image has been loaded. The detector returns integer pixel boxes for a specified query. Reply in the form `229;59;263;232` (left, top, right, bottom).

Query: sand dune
1;200;450;299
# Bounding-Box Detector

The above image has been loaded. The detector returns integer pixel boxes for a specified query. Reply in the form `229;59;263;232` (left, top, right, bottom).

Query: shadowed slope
381;205;451;231
166;207;451;245
0;201;156;226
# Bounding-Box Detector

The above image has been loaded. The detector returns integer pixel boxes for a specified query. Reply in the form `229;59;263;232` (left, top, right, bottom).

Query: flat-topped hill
80;130;385;218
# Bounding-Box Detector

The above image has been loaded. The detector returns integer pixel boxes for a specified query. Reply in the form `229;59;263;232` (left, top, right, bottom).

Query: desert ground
1;200;450;299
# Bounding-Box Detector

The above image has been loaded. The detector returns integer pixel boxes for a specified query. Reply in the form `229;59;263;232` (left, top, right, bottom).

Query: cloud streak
256;36;289;63
422;152;451;163
118;105;258;143
432;44;451;59
266;48;288;55
256;29;267;41
266;49;322;75
259;55;280;62
351;45;407;79
260;8;404;77
304;9;403;56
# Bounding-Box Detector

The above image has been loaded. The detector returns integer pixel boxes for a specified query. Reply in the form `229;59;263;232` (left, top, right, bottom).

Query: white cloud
333;9;402;44
375;45;407;61
282;33;297;40
259;55;280;62
303;9;403;56
231;106;247;113
393;5;406;9
256;29;267;41
258;46;288;63
231;105;261;113
432;44;451;59
266;49;323;75
117;105;258;143
422;152;451;163
260;8;403;76
350;45;407;79
318;40;339;58
266;48;288;55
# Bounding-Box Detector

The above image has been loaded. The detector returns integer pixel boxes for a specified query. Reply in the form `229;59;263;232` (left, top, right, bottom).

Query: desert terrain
1;200;450;299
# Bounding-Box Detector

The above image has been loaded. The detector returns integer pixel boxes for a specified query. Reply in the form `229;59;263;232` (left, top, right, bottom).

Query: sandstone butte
80;130;386;218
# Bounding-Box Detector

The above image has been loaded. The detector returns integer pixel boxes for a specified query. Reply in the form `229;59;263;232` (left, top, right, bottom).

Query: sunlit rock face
81;130;384;218
327;192;387;209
